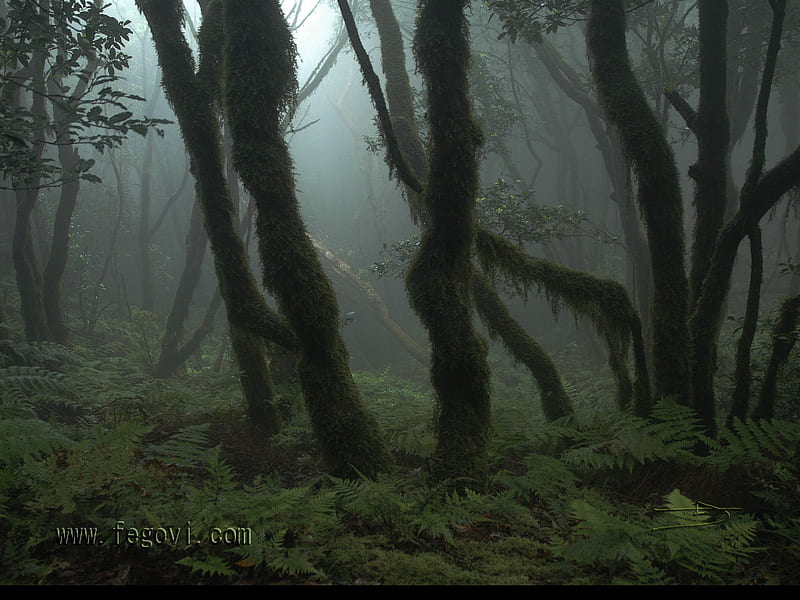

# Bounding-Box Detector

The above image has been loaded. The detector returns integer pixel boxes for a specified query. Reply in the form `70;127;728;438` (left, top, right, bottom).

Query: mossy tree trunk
368;0;428;223
137;0;298;440
359;0;576;423
220;0;392;477
405;1;492;488
530;39;653;342
685;0;730;432
136;0;297;349
472;270;572;421
587;0;690;405
689;0;796;435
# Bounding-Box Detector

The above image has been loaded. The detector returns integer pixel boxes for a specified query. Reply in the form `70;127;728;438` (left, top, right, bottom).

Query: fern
496;453;578;506
555;488;761;583
0;417;73;468
148;423;211;468
177;554;236;577
560;399;702;473
0;365;75;401
706;418;800;471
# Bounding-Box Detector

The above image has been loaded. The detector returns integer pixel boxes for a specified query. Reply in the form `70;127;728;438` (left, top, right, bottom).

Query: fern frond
176;554;236;577
708;418;800;470
148;424;211;468
0;366;75;399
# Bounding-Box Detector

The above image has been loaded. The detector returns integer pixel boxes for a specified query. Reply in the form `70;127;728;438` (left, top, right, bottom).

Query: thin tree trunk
752;294;799;420
727;227;762;425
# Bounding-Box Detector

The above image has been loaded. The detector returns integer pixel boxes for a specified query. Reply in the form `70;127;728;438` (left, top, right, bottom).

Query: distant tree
1;0;166;342
489;0;800;437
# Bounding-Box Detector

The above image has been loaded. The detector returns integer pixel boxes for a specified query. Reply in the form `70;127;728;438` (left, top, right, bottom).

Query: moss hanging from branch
476;228;650;416
221;0;392;478
472;269;573;421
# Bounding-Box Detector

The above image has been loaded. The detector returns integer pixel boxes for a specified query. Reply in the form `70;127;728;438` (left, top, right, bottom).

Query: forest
0;0;799;586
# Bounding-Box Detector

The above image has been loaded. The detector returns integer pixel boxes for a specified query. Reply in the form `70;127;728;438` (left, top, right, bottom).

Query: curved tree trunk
587;0;690;404
405;1;492;488
220;0;392;478
136;0;298;351
472;269;572;421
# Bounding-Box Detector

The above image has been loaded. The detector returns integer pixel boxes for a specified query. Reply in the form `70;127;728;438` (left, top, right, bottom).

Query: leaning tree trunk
587;0;690;404
220;0;392;477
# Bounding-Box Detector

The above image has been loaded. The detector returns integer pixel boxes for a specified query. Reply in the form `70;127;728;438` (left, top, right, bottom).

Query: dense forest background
1;0;799;585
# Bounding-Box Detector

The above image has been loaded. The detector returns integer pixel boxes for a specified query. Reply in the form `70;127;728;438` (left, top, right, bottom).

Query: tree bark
587;0;690;403
406;1;493;488
472;269;573;421
136;0;298;353
220;0;393;477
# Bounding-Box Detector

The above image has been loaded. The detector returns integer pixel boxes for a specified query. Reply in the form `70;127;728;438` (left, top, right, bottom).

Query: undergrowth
0;336;798;584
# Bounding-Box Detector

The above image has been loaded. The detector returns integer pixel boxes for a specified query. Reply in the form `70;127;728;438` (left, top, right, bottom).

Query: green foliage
555;489;760;583
560;399;702;474
354;370;436;458
1;306;798;584
330;471;531;549
488;0;588;41
496;453;579;507
0;0;168;188
705;417;800;471
0;365;75;403
370;178;601;280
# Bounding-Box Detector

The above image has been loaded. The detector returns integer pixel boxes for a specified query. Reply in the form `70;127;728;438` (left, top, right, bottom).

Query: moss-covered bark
472;269;572;421
230;324;281;434
476;229;650;416
136;0;297;353
220;0;392;477
368;0;428;222
587;0;690;404
531;40;653;341
405;1;492;488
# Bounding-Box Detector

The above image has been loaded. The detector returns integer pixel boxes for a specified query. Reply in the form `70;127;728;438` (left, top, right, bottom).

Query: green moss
220;0;392;477
476;228;651;416
473;269;573;421
369;0;429;223
404;2;492;488
587;0;690;404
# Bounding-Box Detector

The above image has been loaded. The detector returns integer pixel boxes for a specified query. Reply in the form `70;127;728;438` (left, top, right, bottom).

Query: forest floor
2;332;799;585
